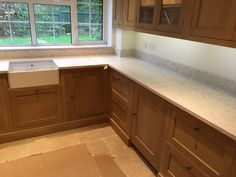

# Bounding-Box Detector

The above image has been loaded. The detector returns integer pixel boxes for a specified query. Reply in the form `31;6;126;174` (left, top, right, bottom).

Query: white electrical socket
148;43;156;52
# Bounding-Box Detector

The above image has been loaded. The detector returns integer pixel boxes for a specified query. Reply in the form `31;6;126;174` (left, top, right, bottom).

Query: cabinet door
0;75;10;133
167;105;235;177
190;0;236;40
62;67;107;121
136;0;158;29
156;0;185;33
113;0;123;26
123;0;137;27
131;84;167;170
160;144;213;177
10;86;62;130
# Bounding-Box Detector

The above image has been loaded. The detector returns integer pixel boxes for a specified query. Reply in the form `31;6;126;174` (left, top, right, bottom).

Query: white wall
134;32;236;81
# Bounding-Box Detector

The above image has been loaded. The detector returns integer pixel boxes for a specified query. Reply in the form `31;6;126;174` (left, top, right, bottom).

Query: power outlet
148;43;156;52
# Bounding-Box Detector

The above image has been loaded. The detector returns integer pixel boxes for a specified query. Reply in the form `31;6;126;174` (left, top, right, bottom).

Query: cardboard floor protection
0;144;127;177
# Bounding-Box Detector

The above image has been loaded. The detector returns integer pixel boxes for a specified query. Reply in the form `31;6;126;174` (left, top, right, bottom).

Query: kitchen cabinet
158;104;236;177
131;84;168;170
61;67;108;121
9;85;62;130
123;0;137;27
110;70;134;144
189;0;236;40
156;0;185;33
159;144;213;177
136;0;158;29
229;156;236;177
0;75;10;133
113;0;123;26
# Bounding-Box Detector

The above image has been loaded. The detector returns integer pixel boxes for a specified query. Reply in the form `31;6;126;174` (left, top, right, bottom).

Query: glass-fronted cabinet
137;0;157;29
157;0;184;33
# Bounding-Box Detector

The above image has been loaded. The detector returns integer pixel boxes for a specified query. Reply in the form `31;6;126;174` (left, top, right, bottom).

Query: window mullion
28;2;37;45
71;0;78;45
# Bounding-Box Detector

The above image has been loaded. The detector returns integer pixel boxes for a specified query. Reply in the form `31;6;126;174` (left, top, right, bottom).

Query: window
34;4;71;45
77;0;103;41
0;0;106;46
0;2;31;45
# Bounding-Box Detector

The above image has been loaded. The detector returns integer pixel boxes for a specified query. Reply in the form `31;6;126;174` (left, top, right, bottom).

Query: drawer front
111;70;133;108
168;106;235;177
161;144;213;177
111;98;130;135
10;86;62;129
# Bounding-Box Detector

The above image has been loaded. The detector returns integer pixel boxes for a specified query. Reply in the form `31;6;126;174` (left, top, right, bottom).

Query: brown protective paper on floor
0;144;103;177
94;154;127;177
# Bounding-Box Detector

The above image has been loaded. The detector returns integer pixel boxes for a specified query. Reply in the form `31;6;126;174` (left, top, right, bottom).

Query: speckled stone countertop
0;55;236;141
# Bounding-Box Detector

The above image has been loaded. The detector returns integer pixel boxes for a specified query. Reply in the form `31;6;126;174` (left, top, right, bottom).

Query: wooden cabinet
131;84;167;170
190;0;236;40
0;75;10;133
110;70;134;144
9;85;62;130
229;156;236;177
156;0;185;33
136;0;158;29
123;0;137;27
61;67;108;121
160;144;214;177
113;0;124;26
159;104;236;177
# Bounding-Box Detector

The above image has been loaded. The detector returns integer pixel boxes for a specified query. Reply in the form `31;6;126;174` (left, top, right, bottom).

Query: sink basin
8;60;59;89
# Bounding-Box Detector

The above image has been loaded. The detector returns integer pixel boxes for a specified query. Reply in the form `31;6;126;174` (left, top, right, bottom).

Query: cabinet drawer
111;70;133;108
160;144;214;177
10;86;63;130
111;98;130;135
168;106;235;177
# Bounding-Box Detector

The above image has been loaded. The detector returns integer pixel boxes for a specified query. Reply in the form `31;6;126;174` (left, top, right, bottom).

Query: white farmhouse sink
8;60;59;89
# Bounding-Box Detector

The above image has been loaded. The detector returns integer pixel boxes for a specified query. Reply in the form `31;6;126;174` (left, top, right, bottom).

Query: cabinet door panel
161;145;212;177
131;84;167;170
10;86;62;130
168;106;235;177
123;0;137;27
113;0;123;25
0;75;10;133
62;68;107;121
156;0;185;33
190;0;236;40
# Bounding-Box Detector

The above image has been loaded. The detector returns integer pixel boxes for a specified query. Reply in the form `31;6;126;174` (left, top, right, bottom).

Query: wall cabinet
113;0;236;48
190;0;236;40
136;0;158;29
156;0;185;33
9;85;63;130
158;104;236;177
123;0;137;27
131;84;167;170
109;70;134;144
113;0;123;26
0;75;10;133
61;67;108;121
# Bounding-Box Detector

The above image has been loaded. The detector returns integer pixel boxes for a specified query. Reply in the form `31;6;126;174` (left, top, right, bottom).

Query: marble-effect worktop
0;55;236;142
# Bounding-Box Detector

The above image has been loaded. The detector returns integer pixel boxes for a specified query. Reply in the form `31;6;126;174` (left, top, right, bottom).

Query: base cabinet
0;75;10;133
61;67;108;121
159;104;236;177
9;85;63;130
131;84;168;170
109;70;134;144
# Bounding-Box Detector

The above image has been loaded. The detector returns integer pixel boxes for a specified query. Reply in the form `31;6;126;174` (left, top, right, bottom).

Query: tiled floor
0;124;156;177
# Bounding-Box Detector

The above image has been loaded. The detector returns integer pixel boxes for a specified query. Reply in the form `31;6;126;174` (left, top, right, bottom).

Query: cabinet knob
132;113;136;116
193;127;200;131
186;166;192;170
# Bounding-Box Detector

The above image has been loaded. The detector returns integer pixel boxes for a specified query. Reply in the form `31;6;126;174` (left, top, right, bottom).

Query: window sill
0;45;112;51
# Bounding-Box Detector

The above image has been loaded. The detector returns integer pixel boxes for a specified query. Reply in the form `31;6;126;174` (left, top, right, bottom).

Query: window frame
0;0;107;46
